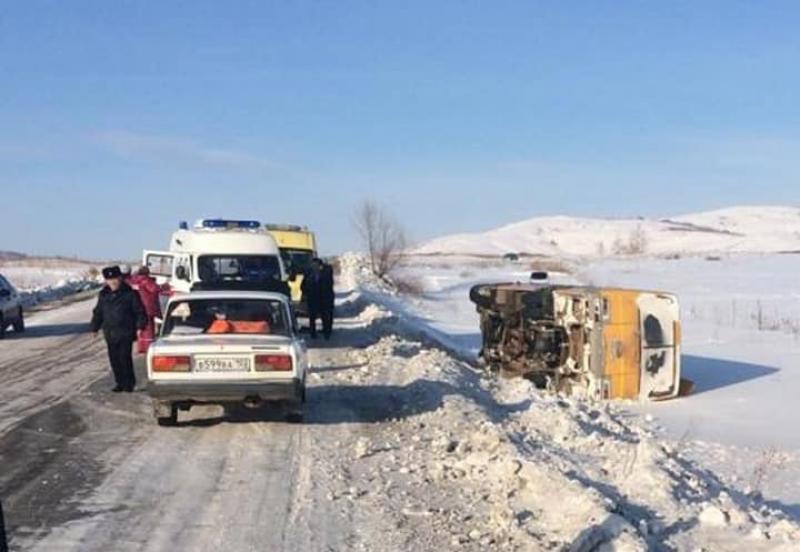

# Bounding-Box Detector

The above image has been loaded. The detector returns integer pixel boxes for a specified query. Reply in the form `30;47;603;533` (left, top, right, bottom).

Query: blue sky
1;1;799;259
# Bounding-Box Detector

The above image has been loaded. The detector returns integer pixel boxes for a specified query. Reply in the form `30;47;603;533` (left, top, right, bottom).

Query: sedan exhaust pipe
243;396;263;409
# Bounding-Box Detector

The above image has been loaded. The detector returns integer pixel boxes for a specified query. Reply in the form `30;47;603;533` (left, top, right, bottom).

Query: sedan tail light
255;354;293;372
152;355;191;372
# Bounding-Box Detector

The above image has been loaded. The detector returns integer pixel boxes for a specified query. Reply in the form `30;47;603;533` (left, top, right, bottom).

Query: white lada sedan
147;291;307;426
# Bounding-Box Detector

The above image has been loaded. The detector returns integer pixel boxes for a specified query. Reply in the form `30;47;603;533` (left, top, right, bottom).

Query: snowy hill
0;250;29;261
414;206;800;258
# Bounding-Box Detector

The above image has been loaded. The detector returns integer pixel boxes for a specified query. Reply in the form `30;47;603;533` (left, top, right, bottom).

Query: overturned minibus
470;282;684;401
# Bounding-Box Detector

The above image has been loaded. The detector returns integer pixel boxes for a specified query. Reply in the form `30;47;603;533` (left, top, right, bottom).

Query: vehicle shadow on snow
430;332;481;361
306;369;532;425
303;327;384;349
312;361;370;374
682;355;779;396
668;448;800;522
303;311;408;350
165;378;531;428
565;469;699;550
169;404;299;426
333;293;372;319
304;380;454;424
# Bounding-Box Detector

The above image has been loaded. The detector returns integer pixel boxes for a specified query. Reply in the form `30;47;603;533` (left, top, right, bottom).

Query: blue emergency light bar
196;219;262;230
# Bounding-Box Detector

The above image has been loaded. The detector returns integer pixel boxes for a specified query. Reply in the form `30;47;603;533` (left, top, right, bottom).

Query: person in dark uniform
321;261;335;338
301;258;335;340
90;266;147;392
0;499;7;552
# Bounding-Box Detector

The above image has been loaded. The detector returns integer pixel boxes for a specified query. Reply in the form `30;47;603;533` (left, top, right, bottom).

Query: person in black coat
90;266;147;392
0;499;7;552
301;258;335;340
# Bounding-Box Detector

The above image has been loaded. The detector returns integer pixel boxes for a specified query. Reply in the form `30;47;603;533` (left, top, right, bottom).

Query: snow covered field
360;252;800;522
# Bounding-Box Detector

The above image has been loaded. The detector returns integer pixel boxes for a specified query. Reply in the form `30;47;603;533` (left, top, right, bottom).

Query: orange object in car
230;320;270;334
207;319;269;334
208;319;234;334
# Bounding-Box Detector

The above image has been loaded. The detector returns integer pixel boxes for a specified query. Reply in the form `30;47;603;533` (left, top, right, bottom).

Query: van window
147;254;174;277
280;249;315;275
197;255;282;283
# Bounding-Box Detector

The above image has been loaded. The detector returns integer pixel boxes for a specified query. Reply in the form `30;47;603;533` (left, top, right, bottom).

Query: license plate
194;357;251;373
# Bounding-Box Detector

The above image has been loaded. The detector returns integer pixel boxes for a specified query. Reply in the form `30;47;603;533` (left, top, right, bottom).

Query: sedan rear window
163;298;290;337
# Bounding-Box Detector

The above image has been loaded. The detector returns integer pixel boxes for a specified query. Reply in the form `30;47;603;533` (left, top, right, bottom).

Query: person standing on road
90;266;147;392
301;258;335;340
0;499;7;552
129;266;162;354
319;261;335;339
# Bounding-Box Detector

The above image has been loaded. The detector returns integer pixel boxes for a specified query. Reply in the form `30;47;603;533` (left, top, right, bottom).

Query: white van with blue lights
143;219;289;298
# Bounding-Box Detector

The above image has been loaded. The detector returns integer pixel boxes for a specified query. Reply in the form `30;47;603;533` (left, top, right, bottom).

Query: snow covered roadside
19;279;100;308
345;253;800;519
329;261;800;550
1;265;100;307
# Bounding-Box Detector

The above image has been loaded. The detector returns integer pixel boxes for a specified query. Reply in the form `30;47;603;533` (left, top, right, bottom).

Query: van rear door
143;251;175;281
637;294;681;400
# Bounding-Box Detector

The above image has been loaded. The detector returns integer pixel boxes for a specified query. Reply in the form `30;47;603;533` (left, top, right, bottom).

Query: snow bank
19;279;100;308
1;265;101;307
342;252;800;520
325;282;800;549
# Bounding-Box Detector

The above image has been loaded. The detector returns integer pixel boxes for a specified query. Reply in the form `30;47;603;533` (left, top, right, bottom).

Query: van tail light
152;355;191;372
255;354;293;372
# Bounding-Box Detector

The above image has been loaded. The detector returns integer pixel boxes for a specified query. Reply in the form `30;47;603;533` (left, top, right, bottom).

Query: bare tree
612;225;648;255
628;224;648;255
353;200;407;279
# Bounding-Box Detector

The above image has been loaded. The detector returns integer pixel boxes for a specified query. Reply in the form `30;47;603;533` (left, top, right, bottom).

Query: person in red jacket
129;266;162;353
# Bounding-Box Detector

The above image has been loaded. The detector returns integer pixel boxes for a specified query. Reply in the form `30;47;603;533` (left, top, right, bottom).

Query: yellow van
470;282;683;401
265;224;318;312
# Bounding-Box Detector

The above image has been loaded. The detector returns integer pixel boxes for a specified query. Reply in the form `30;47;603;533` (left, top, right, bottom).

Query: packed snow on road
1;242;798;551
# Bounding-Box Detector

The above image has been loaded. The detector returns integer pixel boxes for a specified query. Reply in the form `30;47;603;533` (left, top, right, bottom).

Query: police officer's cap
102;265;122;280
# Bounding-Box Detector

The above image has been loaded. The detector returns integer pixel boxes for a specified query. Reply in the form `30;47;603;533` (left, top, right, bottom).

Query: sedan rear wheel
285;403;305;424
154;401;178;427
12;309;24;333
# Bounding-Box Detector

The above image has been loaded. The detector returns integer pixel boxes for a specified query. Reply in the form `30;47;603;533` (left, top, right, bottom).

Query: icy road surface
0;298;107;436
1;288;799;551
